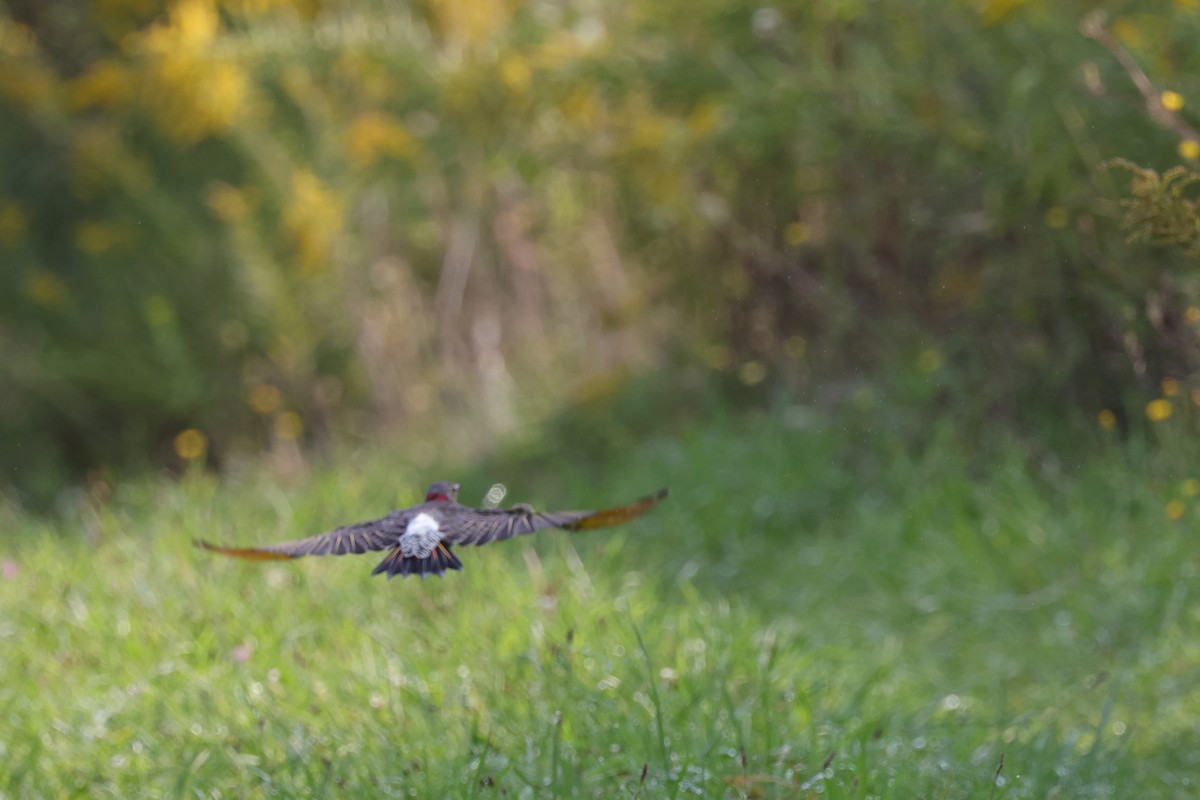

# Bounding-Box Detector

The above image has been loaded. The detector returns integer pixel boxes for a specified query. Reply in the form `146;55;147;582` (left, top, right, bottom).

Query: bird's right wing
195;512;412;560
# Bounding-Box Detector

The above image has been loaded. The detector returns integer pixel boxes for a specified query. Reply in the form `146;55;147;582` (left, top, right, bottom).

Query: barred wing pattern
196;512;412;560
441;488;669;546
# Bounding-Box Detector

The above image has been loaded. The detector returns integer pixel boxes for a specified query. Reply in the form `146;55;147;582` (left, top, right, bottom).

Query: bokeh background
4;0;1200;508
9;3;1200;797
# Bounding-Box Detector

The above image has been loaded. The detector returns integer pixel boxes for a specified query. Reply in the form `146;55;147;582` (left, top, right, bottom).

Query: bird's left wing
196;511;413;560
442;488;668;546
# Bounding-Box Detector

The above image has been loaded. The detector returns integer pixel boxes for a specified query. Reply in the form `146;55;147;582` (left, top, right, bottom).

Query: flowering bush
3;0;1200;504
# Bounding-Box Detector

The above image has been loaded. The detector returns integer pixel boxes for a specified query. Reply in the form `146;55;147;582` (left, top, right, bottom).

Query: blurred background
3;0;1200;509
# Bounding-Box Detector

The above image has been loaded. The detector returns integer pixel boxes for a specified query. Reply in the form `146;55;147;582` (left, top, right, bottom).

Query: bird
195;481;668;579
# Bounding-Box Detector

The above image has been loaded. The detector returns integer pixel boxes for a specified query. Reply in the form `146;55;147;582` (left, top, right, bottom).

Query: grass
2;391;1200;798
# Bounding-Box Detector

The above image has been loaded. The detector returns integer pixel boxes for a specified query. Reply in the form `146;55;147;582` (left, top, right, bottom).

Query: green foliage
2;402;1199;796
6;1;1200;502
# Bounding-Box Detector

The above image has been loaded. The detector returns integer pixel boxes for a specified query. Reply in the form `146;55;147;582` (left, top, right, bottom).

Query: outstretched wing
195;511;413;561
442;488;668;546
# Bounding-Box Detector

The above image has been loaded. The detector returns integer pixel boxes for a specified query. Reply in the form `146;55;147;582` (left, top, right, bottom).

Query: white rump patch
399;513;442;559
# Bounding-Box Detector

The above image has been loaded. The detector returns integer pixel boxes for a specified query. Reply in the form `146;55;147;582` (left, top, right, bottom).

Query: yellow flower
75;221;125;254
686;100;723;136
739;361;767;386
784;222;811;246
132;0;249;146
1162;378;1181;397
24;271;68;308
499;55;532;94
68;59;134;110
248;384;282;414
429;0;511;44
344;113;418;171
1161;91;1185;112
140;0;219;54
1097;409;1117;431
1111;18;1142;48
1182;479;1200;497
205;183;249;222
1180;140;1200;161
274;411;304;441
0;202;26;247
173;428;208;461
1187;306;1200;324
1146;398;1173;422
917;348;943;373
283;169;343;271
1044;207;1069;229
1165;500;1185;521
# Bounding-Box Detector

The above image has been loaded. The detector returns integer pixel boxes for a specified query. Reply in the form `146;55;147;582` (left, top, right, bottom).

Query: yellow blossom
626;110;671;151
248;384;282;414
174;428;209;461
1097;409;1117;431
1161;91;1185;112
1180;140;1200;161
917;348;943;373
785;336;807;358
274;411;304;441
1044;207;1069;229
1187;306;1200;324
1111;18;1142;48
283;169;342;271
784;222;811;246
139;0;219;54
24;271;68;308
429;0;511;44
1146;398;1173;422
75;221;125;254
1182;479;1200;497
205;183;249;222
68;60;134;110
345;113;418;171
560;89;601;126
739;361;767;386
0;202;26;246
499;55;532;94
1166;500;1185;521
686;100;723;136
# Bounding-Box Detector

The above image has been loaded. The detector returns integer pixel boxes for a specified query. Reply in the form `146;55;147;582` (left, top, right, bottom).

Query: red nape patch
425;492;450;502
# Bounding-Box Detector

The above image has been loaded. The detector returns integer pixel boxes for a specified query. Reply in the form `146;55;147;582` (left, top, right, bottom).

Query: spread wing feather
195;511;412;560
442;488;669;546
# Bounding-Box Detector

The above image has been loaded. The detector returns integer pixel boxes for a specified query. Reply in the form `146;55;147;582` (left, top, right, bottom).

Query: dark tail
371;543;463;579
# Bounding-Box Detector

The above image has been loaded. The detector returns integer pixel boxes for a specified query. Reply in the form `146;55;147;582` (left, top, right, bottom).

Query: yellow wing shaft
565;487;669;531
194;540;298;561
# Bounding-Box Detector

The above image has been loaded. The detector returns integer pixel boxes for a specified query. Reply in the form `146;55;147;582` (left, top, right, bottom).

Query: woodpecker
196;482;668;579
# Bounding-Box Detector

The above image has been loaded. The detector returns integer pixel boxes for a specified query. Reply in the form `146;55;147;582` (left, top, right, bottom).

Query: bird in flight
196;482;668;579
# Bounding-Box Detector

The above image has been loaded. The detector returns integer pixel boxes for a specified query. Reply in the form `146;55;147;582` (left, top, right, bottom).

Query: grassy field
2;395;1199;798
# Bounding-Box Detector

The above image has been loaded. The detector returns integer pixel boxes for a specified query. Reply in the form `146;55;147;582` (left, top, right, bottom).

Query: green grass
2;398;1199;798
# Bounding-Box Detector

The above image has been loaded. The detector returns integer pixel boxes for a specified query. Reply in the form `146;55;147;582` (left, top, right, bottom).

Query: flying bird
196;482;668;579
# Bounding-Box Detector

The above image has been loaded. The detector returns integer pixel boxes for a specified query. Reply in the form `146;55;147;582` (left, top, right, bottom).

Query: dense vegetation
5;1;1200;504
3;388;1198;797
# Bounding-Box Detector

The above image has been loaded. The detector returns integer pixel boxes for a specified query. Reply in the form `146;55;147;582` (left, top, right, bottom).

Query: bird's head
424;481;460;503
